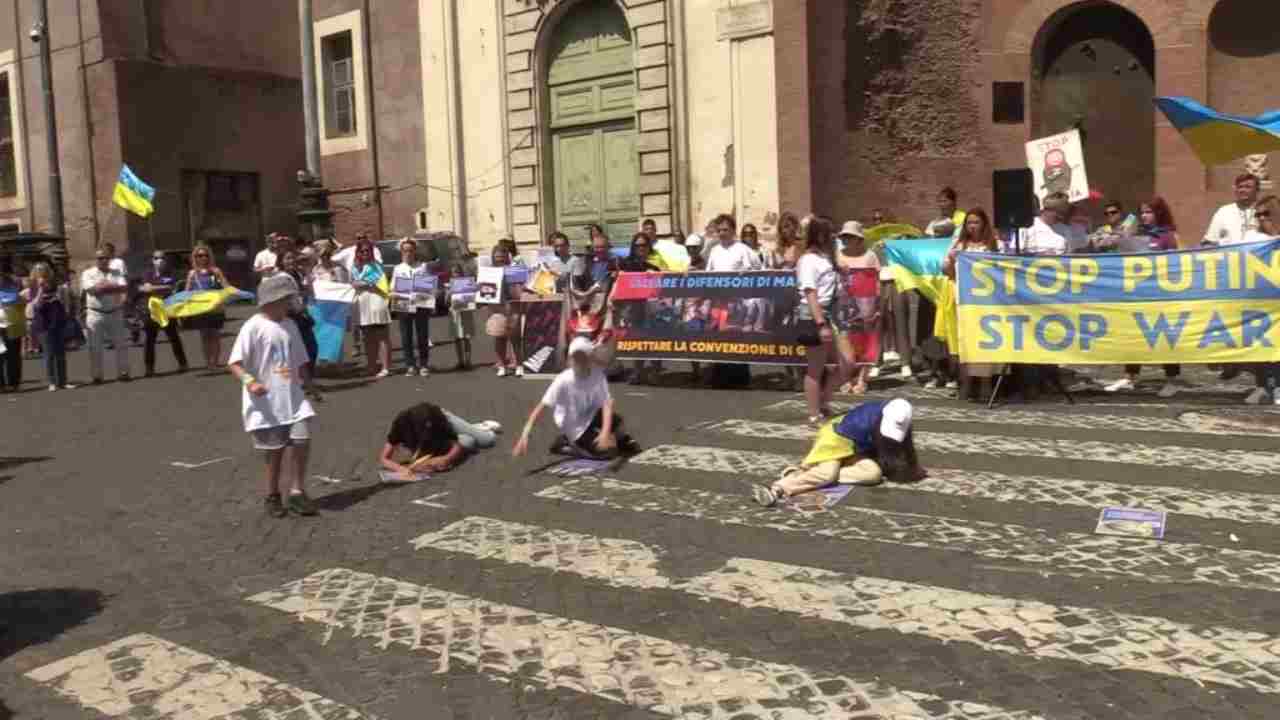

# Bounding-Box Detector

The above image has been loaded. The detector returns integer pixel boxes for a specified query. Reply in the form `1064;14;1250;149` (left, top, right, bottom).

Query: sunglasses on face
195;253;209;258
1105;209;1121;215
1258;211;1273;220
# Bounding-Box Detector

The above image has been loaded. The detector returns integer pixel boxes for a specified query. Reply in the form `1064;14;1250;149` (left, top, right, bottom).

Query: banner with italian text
610;271;810;365
956;240;1280;364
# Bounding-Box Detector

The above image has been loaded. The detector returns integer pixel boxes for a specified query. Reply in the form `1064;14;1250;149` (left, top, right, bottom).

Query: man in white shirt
1023;192;1071;256
81;247;132;382
703;214;762;272
512;336;639;459
254;233;291;280
1205;173;1260;246
102;242;127;277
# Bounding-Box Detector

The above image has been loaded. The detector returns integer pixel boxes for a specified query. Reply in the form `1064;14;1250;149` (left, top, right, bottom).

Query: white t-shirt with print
1024;217;1069;256
228;313;316;432
705;241;762;272
1205;203;1257;246
795;252;836;306
541;367;611;442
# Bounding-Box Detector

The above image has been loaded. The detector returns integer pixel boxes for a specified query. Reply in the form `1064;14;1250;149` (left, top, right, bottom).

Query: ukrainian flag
883;238;957;349
113;165;156;218
148;287;253;328
1154;97;1280;166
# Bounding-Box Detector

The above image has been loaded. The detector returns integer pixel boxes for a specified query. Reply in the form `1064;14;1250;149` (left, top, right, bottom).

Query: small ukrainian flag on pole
112;164;156;218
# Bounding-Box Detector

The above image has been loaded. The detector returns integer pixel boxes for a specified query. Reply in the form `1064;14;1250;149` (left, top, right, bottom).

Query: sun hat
257;273;299;307
568;336;595;357
838;221;866;239
879;398;913;442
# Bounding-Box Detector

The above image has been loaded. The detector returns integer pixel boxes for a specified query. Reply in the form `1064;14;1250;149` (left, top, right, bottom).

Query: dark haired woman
615;233;664;384
753;398;926;507
379;402;501;478
942;208;1000;401
1104;196;1184;398
795;217;842;423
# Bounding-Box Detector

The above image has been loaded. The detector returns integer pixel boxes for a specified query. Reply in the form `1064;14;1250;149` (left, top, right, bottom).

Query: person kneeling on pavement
513;336;640;459
753;398;926;507
380;402;502;479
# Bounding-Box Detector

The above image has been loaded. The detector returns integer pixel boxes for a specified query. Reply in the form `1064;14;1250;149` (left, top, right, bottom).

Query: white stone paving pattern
761;399;1280;437
536;477;1280;593
250;568;1044;720
628;442;1280;526
25;633;372;719
689;418;1280;476
414;516;1280;694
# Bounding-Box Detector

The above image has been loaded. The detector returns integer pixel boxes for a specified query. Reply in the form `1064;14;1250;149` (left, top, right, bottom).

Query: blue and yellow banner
956;240;1280;364
148;287;252;328
1155;97;1280;167
113;165;156;218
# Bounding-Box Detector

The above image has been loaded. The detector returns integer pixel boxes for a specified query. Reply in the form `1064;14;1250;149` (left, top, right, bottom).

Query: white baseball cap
568;336;595;358
879;398;913;442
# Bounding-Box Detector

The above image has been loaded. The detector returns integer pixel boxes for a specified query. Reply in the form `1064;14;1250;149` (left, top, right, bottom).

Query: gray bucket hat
257;273;299;307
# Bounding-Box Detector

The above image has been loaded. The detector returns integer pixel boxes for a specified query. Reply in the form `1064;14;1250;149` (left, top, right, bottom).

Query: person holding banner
352;239;392;378
796;218;842;423
1103;197;1185;398
616;232;665;385
392;238;433;377
185;244;230;370
1243;195;1280;405
486;243;526;377
752;398;925;507
0;261;23;391
139;251;189;377
942;210;1000;401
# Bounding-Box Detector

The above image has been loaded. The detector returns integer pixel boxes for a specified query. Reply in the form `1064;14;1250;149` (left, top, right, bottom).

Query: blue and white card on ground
379;470;431;484
544;458;615;477
1095;507;1166;539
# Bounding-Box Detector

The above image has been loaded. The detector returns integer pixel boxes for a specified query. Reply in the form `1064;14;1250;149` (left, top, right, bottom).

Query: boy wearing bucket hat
228;274;318;518
752;398;926;507
513;336;639;459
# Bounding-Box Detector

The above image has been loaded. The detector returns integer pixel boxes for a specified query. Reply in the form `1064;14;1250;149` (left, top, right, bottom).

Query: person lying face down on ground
513;336;640;460
753;398;927;507
379;402;503;479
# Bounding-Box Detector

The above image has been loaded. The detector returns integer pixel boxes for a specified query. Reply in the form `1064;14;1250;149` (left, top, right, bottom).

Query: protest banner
1026;129;1090;203
520;296;567;376
956;239;1280;364
610;270;808;365
476;266;505;305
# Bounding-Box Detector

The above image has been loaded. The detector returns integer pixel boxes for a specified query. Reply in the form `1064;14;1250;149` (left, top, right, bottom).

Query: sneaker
48;384;57;392
419;367;431;377
1274;393;1280;407
496;366;508;378
807;415;825;427
1245;387;1270;405
61;383;77;390
1104;377;1135;393
883;351;901;363
868;366;881;379
118;373;132;382
405;367;418;377
923;379;940;389
618;435;641;456
477;420;503;434
374;369;390;379
900;366;913;379
752;485;780;508
264;494;287;519
549;434;572;455
944;380;958;390
514;366;524;378
287;491;318;516
1156;382;1179;399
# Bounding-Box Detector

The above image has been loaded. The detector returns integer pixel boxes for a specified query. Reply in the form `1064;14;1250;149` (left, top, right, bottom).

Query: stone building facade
318;0;1278;249
0;0;304;275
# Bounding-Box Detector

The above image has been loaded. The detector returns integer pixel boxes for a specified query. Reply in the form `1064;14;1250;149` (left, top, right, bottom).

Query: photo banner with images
610;270;809;366
520;296;567;375
955;239;1280;364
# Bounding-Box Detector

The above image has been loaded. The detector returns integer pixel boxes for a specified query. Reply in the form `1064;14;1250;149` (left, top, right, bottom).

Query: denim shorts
251;419;312;451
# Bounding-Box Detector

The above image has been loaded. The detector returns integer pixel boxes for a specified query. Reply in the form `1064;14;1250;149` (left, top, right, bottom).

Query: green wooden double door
547;0;638;245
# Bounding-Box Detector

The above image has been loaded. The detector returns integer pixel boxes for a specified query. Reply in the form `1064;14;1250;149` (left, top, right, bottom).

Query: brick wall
329;190;382;243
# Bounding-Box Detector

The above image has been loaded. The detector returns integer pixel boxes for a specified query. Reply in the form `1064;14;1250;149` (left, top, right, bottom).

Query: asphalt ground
3;306;1280;719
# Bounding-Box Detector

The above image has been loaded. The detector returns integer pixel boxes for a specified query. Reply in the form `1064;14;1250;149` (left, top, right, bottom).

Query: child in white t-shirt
228;274;318;518
513;336;639;459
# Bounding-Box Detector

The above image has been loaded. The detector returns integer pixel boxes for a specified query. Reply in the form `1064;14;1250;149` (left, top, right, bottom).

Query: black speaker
992;169;1036;230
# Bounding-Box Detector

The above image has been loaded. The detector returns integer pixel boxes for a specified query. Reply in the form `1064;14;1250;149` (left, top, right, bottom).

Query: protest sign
476;266;505;305
610;270;807;365
450;277;477;309
1026;129;1090;203
412;272;437;310
520;296;566;376
955;239;1280;364
1095;507;1166;540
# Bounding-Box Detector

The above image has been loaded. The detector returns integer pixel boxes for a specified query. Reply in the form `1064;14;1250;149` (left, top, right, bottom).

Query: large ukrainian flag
883;238;957;349
113;165;156;218
1154;97;1280;166
148;288;253;328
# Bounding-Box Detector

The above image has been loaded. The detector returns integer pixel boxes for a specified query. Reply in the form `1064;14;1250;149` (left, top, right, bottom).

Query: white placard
476;266;505;305
1025;129;1090;203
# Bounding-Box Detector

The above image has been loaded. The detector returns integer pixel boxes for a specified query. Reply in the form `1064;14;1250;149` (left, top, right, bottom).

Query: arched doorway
1033;1;1155;214
543;0;639;244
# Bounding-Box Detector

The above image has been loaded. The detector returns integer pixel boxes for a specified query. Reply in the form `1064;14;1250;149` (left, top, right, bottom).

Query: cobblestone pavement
3;333;1279;719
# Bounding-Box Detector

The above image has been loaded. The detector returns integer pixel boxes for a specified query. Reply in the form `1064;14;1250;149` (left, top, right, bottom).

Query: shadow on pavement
0;457;52;472
0;588;107;661
316;379;376;394
0;697;12;720
315;481;407;512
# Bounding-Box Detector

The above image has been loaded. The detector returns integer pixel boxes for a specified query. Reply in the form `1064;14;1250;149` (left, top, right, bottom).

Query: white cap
838;220;866;239
879;398;912;442
568;336;595;358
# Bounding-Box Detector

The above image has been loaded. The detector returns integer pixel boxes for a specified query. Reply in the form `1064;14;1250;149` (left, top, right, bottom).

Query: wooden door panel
601;125;639;219
554;128;604;229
